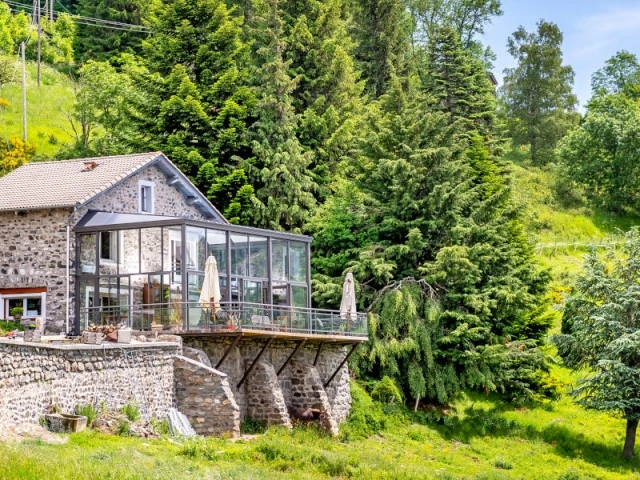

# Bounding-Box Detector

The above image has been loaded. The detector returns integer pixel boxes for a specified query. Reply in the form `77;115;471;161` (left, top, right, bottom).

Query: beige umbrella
199;256;221;324
340;272;357;328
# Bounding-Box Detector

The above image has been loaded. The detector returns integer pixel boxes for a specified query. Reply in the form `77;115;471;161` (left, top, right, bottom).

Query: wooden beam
237;336;274;388
313;342;324;366
215;334;242;370
277;339;306;376
324;343;358;388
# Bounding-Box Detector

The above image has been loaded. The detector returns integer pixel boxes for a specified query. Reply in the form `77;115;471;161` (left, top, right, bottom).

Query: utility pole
37;0;41;87
21;42;27;142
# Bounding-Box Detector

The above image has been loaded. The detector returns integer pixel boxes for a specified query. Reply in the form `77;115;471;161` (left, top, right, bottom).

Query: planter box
24;330;41;343
45;413;87;433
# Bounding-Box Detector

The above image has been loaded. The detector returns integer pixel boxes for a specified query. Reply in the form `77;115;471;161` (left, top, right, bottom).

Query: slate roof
0;152;226;221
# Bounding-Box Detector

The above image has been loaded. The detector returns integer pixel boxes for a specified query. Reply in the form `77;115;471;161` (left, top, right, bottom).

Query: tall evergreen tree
500;20;578;164
310;75;550;403
281;0;365;199
245;0;317;232
74;0;150;63
349;0;410;98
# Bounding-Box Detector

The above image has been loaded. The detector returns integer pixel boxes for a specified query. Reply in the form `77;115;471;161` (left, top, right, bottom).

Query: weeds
121;402;140;422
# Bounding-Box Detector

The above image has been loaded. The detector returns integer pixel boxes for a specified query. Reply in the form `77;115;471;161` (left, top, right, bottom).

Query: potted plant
10;306;23;320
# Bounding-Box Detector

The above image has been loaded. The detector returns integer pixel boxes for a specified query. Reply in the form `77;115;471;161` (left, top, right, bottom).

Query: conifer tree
74;0;149;63
246;0;317;232
350;0;410;98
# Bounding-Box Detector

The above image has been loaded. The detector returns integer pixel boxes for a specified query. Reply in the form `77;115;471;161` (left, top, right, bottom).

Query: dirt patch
0;423;67;444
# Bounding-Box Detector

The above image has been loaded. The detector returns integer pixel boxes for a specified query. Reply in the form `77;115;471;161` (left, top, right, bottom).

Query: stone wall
289;361;338;435
245;361;292;428
73;164;211;223
0;209;73;333
0;163;222;334
0;340;179;430
173;355;240;437
182;338;353;425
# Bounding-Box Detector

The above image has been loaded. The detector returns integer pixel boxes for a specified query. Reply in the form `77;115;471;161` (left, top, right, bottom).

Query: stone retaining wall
182;338;353;425
289;361;338;435
173;355;240;437
0;340;179;430
245;361;292;428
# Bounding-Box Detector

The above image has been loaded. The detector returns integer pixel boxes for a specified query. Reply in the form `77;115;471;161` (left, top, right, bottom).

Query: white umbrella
199;255;221;314
340;272;357;322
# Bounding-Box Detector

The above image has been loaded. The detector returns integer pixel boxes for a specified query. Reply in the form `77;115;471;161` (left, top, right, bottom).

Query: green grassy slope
0;59;74;157
0;382;636;479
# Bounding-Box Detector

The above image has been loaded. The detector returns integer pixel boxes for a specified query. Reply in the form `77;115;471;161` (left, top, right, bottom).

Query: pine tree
350;0;410;98
311;75;550;403
246;0;317;232
134;0;256;219
74;0;149;63
281;0;365;199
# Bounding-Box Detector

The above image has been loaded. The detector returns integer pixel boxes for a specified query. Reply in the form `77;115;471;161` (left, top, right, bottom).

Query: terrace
74;212;368;342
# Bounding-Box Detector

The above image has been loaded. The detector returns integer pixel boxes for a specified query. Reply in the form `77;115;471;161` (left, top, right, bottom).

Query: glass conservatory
74;212;367;338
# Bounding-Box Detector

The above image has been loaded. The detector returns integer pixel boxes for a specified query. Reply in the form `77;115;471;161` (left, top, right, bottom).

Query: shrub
371;376;403;404
240;418;268;435
121;402;140;422
494;458;513;470
151;418;170;435
340;382;387;440
116;419;131;436
75;404;98;427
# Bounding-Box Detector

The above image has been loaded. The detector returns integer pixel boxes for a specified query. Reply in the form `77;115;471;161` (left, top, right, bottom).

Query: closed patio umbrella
340;272;357;329
199;256;221;325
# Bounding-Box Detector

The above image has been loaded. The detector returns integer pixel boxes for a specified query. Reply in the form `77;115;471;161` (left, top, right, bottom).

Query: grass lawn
0;381;638;480
0;59;74;158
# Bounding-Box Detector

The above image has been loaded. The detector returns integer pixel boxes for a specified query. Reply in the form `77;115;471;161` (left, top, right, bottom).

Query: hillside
0;60;74;157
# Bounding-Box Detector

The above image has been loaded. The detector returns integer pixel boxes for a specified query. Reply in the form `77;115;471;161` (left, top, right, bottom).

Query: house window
138;180;154;214
100;231;118;261
0;290;46;320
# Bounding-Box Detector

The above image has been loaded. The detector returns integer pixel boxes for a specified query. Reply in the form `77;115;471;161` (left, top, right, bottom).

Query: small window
100;231;118;262
138;180;154;214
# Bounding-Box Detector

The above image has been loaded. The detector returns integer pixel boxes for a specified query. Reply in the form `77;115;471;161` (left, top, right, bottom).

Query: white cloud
578;6;640;37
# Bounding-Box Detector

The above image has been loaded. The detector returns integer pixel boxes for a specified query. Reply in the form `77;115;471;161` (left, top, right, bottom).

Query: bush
121;402;140;422
151;418;170;435
371;376;403;404
116;419;131;436
240;418;268;435
340;382;388;440
75;404;98;427
494;457;513;470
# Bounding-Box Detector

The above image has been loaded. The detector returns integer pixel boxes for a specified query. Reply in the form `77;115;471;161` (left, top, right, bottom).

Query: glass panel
206;229;227;271
291;285;307;308
141;228;162;273
271;239;288;281
79;279;96;330
230;234;248;276
130;274;148;330
289;241;307;282
272;284;289;306
244;280;263;304
147;274;166;327
231;277;241;303
25;297;42;317
79;234;96;274
163;226;183;284
98;277;125;325
249;236;267;278
219;276;228;302
120;229;139;274
164;273;183;329
186;227;206;271
99;231;118;275
187;272;206;328
8;298;23;319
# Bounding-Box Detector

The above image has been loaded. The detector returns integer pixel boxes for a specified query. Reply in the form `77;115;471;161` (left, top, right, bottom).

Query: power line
2;0;151;32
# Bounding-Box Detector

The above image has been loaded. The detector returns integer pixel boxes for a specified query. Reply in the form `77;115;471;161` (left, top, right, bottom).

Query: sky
483;0;640;110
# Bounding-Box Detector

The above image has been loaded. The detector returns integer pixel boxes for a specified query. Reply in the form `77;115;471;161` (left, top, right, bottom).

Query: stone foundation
289;361;338;435
173;355;240;437
182;338;353;429
0;340;179;430
245;361;292;428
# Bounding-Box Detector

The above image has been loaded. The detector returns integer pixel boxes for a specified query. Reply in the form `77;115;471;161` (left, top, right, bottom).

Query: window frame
0;292;46;320
138;180;155;214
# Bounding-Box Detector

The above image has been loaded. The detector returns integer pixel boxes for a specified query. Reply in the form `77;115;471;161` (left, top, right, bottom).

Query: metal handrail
78;301;368;338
